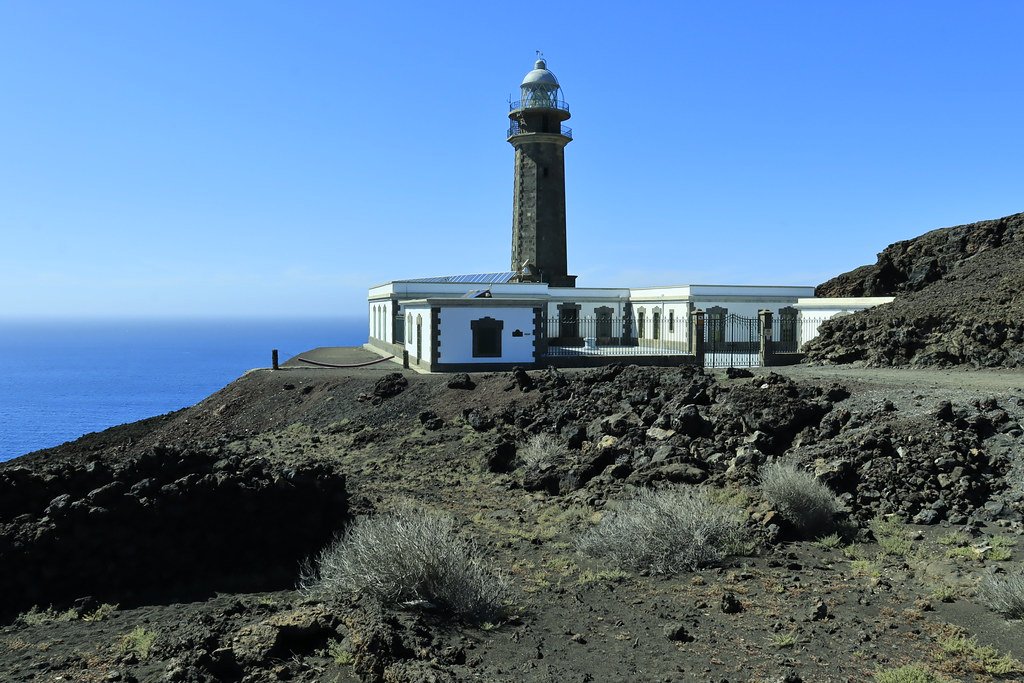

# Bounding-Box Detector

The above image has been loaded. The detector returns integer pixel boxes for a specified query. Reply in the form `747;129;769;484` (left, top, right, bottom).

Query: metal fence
542;315;692;357
703;314;760;368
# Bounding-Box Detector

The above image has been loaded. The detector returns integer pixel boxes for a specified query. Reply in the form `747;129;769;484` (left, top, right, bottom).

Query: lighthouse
508;56;576;287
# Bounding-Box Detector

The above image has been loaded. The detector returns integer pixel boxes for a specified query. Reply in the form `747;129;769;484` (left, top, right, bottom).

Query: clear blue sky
2;2;1021;318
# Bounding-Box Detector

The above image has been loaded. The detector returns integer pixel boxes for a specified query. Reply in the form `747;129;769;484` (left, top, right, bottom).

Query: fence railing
542;315;691;357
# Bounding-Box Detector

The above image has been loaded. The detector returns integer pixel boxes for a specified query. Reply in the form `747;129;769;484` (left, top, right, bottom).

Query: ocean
0;317;366;462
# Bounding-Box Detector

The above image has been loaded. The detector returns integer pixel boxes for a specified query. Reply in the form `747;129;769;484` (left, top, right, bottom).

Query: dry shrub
576;486;748;574
980;568;1024;619
759;460;842;537
302;505;508;623
519;433;565;468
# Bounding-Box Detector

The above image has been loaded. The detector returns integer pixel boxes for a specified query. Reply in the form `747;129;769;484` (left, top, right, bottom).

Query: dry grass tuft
576;486;749;574
519;433;566;468
979;568;1024;619
302;504;509;623
759;460;842;537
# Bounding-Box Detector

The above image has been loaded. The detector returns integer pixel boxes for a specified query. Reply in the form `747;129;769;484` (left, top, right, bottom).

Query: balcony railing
507;120;573;139
509;99;570;113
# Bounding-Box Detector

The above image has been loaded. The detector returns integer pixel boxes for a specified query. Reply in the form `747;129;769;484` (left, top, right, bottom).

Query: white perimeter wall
626;300;690;344
794;297;894;345
439;306;536;364
402;305;432;365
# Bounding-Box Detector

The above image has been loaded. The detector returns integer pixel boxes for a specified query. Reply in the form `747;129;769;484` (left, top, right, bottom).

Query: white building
366;58;892;372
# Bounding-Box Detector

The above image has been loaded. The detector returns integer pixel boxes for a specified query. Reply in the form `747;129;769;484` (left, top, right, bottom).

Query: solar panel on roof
405;272;517;284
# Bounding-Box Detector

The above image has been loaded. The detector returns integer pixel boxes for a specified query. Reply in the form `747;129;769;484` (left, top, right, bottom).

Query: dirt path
770;364;1024;393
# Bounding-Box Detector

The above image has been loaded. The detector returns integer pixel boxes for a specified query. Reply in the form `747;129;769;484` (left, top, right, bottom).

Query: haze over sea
0;317;366;461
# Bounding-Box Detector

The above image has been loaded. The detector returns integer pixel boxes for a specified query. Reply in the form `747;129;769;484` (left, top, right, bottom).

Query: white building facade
364;58;893;372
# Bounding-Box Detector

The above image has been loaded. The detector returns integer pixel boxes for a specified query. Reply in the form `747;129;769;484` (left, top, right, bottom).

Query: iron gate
704;314;760;368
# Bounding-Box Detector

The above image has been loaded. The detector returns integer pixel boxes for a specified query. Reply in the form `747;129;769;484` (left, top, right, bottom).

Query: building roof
402;272;518;284
521;59;559;87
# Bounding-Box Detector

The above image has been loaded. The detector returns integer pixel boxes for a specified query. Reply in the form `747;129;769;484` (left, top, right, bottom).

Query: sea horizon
0;316;367;461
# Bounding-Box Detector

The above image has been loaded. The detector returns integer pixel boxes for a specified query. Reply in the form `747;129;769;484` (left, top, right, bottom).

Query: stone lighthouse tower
508;56;576;287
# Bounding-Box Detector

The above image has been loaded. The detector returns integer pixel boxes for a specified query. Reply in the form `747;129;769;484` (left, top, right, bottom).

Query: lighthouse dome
521;59;559;87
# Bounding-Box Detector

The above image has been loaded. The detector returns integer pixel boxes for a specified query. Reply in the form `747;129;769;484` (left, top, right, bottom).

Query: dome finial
535;49;545;69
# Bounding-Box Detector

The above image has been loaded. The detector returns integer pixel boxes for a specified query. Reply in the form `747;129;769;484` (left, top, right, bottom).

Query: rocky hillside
806;212;1024;367
2;361;1023;682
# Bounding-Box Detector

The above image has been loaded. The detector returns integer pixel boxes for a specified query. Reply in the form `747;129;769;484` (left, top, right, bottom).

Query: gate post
758;309;773;367
691;309;705;366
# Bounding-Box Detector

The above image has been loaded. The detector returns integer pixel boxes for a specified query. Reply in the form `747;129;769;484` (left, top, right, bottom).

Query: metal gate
704;314;760;368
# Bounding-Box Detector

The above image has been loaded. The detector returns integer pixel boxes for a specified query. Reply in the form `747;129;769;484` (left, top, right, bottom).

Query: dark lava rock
808;212;1024;368
725;367;754;379
810;600;829;621
721;592;743;614
522;466;561;495
418;410;444;430
0;445;348;620
663;622;695;642
463;408;495;432
485;439;517;473
446;373;476;390
511;367;535;392
374;372;409;399
672;404;708;437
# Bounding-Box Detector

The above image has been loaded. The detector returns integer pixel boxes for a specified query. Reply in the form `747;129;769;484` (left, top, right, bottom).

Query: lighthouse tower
508;56;576;287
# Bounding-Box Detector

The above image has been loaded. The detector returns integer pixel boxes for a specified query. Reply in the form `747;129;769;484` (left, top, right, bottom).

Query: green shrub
759;460;842;536
119;627;156;660
874;664;947;683
82;603;118;622
871;516;913;556
576;486;749;574
302;504;509;623
17;606;78;626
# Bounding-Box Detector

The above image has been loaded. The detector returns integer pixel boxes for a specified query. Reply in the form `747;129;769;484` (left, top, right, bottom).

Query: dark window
652;311;661;340
471;317;504;358
706;306;727;343
415;315;423;362
778;306;798;351
595;306;614;338
668;310;675;333
637;311;646;339
558;303;580;339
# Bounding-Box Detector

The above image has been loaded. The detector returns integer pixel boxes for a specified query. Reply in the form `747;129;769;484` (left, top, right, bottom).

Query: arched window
778;306;798;353
652;311;661;340
706;306;727;344
558;302;581;340
637;310;646;339
595;306;614;339
471;316;503;357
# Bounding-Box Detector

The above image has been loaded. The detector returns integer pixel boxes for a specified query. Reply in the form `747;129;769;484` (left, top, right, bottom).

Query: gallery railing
509;99;570;113
507;120;573;139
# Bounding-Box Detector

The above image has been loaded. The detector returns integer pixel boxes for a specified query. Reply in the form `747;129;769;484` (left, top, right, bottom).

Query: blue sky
2;1;1021;318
